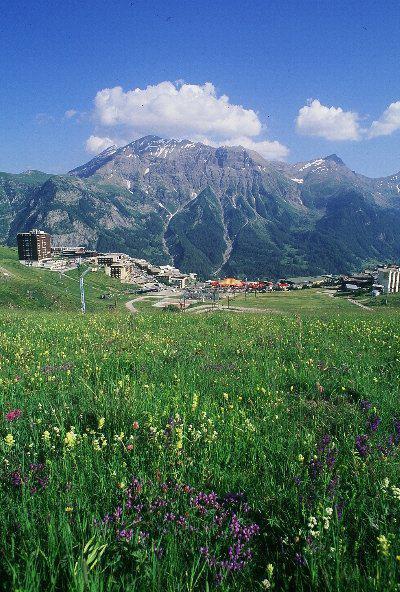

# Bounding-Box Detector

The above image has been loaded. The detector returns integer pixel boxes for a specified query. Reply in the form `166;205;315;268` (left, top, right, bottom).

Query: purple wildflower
366;414;381;432
359;400;372;412
355;434;370;458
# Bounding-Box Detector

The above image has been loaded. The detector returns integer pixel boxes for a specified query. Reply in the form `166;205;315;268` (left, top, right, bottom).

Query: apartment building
17;229;51;263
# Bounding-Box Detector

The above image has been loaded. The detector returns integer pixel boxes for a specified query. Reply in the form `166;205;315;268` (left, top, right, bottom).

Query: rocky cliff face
2;136;400;278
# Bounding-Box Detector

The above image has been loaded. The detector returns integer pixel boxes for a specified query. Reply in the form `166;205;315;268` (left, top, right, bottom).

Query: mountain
1;135;400;278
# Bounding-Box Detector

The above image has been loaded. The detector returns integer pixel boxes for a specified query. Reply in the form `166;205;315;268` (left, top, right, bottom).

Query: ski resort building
377;267;400;294
17;229;51;264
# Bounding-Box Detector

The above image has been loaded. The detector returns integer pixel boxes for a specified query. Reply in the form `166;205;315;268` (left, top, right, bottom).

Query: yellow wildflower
4;434;14;447
176;426;183;450
377;534;390;557
64;430;77;448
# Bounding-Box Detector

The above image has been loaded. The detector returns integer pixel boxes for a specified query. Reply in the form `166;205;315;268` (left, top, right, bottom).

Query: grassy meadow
0;249;400;590
213;289;358;315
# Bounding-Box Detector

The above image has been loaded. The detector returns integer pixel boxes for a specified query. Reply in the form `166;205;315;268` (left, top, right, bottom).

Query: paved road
125;290;183;313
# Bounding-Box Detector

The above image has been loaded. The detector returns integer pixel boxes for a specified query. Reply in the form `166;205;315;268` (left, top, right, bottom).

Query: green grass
0;246;399;590
365;292;400;308
0;246;133;312
217;288;360;315
0;306;399;591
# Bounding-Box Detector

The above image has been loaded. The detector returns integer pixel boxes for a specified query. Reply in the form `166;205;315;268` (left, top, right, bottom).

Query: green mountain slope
1;137;400;278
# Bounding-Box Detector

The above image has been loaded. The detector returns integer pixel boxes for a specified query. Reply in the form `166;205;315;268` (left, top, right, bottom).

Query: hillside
1;136;400;278
0;304;400;590
0;246;131;312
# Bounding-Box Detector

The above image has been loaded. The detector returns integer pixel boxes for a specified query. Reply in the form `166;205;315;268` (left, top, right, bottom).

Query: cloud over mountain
86;135;116;154
369;101;400;137
85;81;288;159
296;99;361;141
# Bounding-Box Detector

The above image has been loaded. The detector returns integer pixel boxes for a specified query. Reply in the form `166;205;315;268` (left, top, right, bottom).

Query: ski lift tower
80;267;91;313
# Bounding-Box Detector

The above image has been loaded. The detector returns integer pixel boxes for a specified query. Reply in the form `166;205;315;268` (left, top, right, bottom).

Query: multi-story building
17;229;51;263
105;262;133;281
97;253;126;266
377;267;400;294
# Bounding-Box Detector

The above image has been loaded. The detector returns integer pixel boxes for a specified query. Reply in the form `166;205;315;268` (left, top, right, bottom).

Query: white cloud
85;81;288;160
86;135;116;154
65;109;78;119
296;99;361;141
221;136;289;160
369;101;400;138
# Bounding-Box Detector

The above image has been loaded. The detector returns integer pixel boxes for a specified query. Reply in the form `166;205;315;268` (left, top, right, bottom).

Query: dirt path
347;298;373;311
125;300;139;313
125;290;183;313
318;290;373;311
186;304;279;315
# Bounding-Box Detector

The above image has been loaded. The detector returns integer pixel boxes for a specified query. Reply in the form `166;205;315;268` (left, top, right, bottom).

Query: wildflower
355;434;369;458
377;534;390;557
93;439;101;451
308;516;317;528
98;417;105;430
65;506;73;512
127;444;134;451
5;409;22;422
391;486;400;500
42;430;51;442
359;400;372;412
266;564;274;577
191;393;199;411
295;552;306;566
115;432;125;442
64;430;77;448
261;580;271;589
298;454;304;462
176;426;183;450
4;434;14;447
367;414;381;433
132;421;139;430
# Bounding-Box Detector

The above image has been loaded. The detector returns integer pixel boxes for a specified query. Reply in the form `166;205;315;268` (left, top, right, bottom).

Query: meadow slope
0;307;399;591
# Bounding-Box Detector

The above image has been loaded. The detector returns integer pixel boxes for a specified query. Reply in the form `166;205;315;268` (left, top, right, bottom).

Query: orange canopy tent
218;277;245;288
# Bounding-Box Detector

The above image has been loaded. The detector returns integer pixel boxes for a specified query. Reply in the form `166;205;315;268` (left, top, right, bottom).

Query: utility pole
80;267;91;314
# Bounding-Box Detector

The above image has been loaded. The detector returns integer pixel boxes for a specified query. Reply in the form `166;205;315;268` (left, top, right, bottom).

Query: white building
377;267;400;294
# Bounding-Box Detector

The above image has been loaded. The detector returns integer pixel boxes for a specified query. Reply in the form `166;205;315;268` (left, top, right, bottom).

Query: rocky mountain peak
324;154;345;166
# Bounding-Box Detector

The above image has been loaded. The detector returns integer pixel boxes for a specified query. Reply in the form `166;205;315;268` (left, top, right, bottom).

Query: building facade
17;229;51;262
377;268;400;294
105;262;133;281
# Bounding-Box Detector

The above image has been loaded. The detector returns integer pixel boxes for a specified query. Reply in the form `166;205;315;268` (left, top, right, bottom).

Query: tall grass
0;310;399;591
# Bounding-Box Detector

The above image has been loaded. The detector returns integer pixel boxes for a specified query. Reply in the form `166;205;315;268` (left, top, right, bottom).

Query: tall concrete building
377;267;400;294
17;229;51;263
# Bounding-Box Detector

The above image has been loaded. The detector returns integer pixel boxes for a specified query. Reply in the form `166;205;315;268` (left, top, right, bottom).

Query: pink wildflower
5;409;22;422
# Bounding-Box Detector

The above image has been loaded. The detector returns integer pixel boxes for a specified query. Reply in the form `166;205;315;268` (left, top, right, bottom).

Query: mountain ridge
1;136;400;278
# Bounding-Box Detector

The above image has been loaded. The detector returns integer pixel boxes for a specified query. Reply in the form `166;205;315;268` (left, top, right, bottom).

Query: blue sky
1;0;399;177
